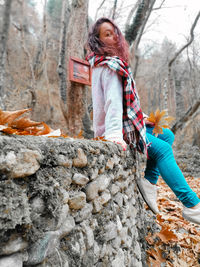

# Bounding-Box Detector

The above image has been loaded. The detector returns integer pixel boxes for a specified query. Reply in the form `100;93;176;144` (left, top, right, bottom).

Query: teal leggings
145;126;200;208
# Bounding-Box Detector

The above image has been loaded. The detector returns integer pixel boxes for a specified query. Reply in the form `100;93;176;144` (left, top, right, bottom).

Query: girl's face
99;22;117;46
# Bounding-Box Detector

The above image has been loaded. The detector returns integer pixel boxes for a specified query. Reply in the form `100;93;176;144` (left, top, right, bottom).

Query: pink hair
87;17;130;63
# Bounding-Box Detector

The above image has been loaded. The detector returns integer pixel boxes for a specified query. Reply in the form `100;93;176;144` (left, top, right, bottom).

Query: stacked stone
0;135;156;267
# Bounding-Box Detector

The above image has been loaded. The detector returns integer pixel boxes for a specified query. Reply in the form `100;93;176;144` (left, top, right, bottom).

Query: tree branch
125;0;150;45
94;0;106;21
112;0;118;20
171;98;200;133
168;10;200;69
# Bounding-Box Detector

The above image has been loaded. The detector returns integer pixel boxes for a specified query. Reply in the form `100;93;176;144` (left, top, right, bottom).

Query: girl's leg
145;127;174;184
146;132;200;208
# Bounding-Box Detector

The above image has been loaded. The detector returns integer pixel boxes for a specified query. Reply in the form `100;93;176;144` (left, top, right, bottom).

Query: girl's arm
101;67;127;150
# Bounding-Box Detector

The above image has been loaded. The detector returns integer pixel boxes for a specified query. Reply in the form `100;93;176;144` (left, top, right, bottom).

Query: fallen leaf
11;117;42;129
0;109;62;137
93;136;107;141
0;108;30;126
35;123;51;135
156;225;178;243
147;247;166;266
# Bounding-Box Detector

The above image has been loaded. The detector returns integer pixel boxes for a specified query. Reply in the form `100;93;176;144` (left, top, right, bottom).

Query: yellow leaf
155;109;166;123
165;116;175;123
153;125;163;135
162;125;170;129
147;111;156;123
147;109;175;135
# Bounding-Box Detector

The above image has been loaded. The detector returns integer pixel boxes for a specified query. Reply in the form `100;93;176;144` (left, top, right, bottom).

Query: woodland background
0;0;200;146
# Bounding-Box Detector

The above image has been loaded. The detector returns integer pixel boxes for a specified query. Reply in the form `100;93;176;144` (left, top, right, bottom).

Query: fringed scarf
87;53;147;155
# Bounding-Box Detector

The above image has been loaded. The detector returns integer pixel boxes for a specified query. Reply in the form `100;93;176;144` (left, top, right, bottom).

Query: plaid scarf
87;53;147;154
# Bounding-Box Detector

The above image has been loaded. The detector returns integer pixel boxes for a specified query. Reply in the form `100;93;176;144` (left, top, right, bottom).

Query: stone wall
0;135;156;267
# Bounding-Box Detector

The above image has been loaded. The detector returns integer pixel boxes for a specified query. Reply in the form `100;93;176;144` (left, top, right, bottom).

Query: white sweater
91;66;124;142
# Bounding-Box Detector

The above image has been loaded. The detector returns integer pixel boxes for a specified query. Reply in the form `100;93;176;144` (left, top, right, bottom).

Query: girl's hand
144;118;155;127
107;137;127;151
115;140;127;151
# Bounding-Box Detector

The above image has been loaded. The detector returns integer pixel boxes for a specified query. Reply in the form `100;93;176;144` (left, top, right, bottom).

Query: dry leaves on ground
146;176;200;267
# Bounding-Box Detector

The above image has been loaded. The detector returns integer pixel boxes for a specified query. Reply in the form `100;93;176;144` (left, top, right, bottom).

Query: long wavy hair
87;17;130;63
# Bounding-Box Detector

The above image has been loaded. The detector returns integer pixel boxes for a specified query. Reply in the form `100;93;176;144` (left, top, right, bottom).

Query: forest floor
145;145;200;267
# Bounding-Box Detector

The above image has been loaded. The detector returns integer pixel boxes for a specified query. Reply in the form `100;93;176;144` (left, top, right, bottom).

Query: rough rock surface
174;144;200;178
0;134;157;267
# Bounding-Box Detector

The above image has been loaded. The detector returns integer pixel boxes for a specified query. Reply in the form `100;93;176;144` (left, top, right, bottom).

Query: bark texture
59;0;89;135
172;98;200;133
125;0;156;78
0;0;13;109
58;0;70;104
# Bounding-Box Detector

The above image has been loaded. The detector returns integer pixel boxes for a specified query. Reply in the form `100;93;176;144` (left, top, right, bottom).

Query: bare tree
58;0;70;104
125;0;151;45
125;0;157;78
18;0;37;109
0;0;13;109
58;0;90;136
112;0;118;20
167;10;200;116
41;0;54;121
94;0;106;21
125;0;139;28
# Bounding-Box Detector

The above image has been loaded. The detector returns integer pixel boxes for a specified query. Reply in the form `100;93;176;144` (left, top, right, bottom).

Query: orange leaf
147;109;175;135
145;233;155;245
153;125;163;135
11;117;43;130
0;109;62;137
0;108;31;126
156;214;165;224
36;123;51;135
76;130;84;139
156;225;178;243
93;136;107;141
147;111;156;123
162;124;170;129
2;127;18;134
147;247;166;266
155;109;166;123
165;116;175;123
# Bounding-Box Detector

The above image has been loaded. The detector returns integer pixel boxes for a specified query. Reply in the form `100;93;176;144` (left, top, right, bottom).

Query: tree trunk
174;69;184;119
42;0;54;122
171;98;200;134
158;74;162;109
58;0;70;104
19;0;36;110
59;0;89;136
0;0;13;109
163;78;168;115
112;0;118;20
125;0;150;45
125;0;156;78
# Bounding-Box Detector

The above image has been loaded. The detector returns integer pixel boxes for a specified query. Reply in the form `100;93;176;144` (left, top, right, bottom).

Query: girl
86;17;200;225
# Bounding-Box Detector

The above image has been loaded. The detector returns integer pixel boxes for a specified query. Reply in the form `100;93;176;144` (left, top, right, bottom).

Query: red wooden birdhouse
69;57;92;86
